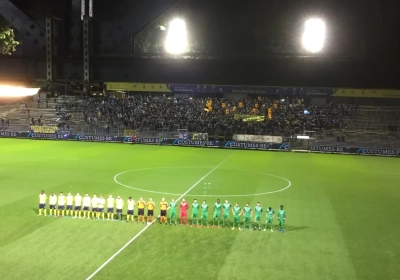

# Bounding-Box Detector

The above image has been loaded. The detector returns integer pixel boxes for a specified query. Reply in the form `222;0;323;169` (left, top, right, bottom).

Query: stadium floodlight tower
165;18;188;54
302;18;326;53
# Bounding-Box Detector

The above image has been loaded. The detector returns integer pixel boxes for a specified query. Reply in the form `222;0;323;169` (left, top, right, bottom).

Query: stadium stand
56;95;354;136
1;95;399;149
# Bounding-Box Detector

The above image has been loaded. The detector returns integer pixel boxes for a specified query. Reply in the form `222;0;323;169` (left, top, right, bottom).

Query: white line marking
114;167;291;197
85;152;236;280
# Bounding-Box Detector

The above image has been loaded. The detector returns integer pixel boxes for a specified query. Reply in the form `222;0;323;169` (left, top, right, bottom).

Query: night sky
10;0;400;59
2;0;399;87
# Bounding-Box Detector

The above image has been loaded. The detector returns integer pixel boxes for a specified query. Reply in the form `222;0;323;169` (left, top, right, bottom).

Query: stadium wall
0;131;398;157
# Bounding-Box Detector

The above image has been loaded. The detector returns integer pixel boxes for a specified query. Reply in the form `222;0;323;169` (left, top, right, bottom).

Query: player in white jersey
97;194;105;220
57;192;66;217
106;194;115;220
115;195;124;221
82;193;91;219
38;190;47;216
91;194;98;219
74;193;83;218
49;192;57;216
65;192;74;216
126;197;135;222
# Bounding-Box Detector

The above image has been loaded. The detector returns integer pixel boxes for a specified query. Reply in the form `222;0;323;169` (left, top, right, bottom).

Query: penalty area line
85;151;236;280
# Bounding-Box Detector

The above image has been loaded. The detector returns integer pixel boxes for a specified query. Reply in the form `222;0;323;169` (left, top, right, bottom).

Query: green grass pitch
0;138;399;280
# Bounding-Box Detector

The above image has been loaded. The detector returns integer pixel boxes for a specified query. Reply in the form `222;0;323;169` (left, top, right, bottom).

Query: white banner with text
233;134;282;143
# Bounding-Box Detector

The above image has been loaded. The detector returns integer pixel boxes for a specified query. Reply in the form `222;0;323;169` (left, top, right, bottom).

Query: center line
85;151;236;280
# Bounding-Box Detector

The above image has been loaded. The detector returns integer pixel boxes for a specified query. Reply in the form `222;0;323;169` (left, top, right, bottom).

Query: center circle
114;167;291;197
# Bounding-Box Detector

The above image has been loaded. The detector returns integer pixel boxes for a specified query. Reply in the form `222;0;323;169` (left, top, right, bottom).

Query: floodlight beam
0;86;40;97
302;18;326;53
165;18;188;55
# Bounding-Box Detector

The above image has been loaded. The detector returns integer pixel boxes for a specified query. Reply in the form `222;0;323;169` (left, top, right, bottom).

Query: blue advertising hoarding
0;132;398;156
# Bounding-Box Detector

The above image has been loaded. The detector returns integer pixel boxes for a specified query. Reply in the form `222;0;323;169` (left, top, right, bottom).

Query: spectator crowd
58;94;355;136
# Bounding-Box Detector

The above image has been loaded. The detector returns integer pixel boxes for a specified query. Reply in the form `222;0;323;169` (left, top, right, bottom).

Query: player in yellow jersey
115;195;124;221
137;197;146;224
82;193;91;218
49;192;57;216
38;190;47;216
126;197;135;222
57;192;66;217
159;198;169;225
147;197;156;224
74;193;83;218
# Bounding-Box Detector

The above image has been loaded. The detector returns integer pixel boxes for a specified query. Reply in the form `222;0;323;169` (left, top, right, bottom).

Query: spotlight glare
0;86;40;97
165;18;188;55
302;18;326;53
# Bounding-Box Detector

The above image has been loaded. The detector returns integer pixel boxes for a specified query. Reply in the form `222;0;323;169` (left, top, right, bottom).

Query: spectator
61;94;354;136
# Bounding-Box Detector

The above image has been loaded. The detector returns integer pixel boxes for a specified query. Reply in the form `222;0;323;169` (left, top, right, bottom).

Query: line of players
38;191;287;232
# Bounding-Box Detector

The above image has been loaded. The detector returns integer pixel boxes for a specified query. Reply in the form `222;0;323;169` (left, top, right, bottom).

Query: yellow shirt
137;200;145;209
160;201;168;211
147;201;155;210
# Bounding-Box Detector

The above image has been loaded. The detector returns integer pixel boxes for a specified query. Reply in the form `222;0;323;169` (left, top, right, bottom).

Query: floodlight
165;18;188;54
0;86;40;97
302;18;325;53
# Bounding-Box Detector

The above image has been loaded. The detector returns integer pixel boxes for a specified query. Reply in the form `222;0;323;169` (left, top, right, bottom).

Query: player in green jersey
278;205;286;232
242;203;252;230
254;202;263;231
264;207;275;232
231;202;242;230
169;199;178;225
191;199;200;227
222;200;231;228
200;200;209;227
212;199;222;228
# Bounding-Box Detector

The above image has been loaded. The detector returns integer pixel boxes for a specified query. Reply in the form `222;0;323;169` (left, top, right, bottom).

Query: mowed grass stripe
86;151;236;280
0;219;146;279
94;151;279;279
317;155;400;280
0;139;400;280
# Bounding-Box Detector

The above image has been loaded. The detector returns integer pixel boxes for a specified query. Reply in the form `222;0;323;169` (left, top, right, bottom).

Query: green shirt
214;203;222;213
243;206;251;217
233;206;241;216
267;209;275;219
254;206;263;216
192;203;200;213
223;203;231;214
201;204;208;213
169;202;177;212
278;209;286;220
